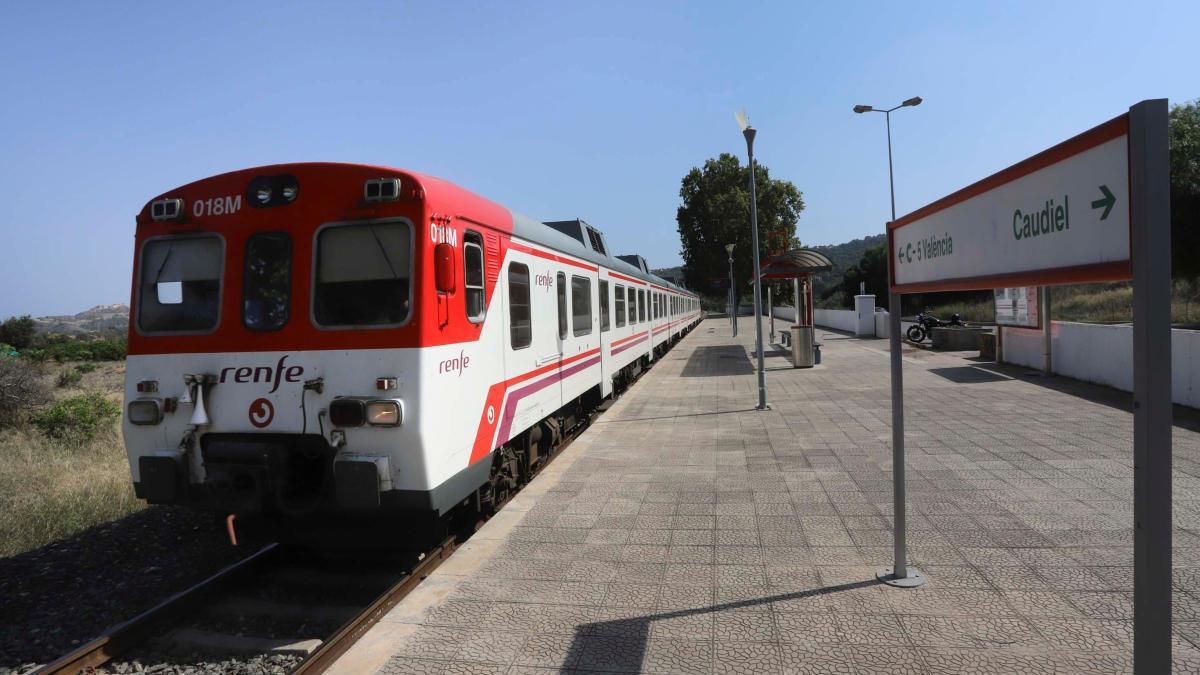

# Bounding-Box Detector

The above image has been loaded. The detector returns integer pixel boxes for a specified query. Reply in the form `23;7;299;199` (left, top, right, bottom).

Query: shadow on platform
680;345;754;377
928;366;1014;384
561;579;881;671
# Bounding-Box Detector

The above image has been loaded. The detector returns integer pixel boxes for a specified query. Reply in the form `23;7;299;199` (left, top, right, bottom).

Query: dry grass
0;361;143;557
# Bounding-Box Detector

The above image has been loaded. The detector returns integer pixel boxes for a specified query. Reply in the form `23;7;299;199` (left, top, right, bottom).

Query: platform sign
994;287;1038;327
888;114;1132;294
880;101;1171;674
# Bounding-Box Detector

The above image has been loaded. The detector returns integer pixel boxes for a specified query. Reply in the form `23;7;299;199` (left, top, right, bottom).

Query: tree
1170;100;1200;278
0;315;37;350
676;153;805;296
839;244;889;302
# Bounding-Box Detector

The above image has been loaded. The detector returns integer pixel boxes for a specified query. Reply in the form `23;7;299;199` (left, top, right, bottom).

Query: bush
32;393;121;442
56;369;83;388
31;336;126;362
0;359;50;428
75;362;98;374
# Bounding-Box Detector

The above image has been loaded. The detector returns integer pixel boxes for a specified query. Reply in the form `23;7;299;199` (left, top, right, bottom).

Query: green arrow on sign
1091;185;1116;220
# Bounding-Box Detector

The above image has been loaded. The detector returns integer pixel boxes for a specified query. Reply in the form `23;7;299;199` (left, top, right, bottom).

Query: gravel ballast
0;506;259;672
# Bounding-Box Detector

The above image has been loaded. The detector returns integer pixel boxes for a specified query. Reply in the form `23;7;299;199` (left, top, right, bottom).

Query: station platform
332;316;1200;674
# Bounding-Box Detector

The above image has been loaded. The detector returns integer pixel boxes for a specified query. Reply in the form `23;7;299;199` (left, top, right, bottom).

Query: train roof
511;214;689;294
136;162;691;295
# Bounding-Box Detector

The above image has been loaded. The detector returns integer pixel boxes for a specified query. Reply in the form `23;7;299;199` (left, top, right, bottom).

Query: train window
314;221;411;327
508;263;531;349
571;276;592;336
464;231;485;323
138;234;223;333
243;232;291;332
627;287;635;325
599;280;610;332
556;272;567;339
638;289;645;322
615;284;626;328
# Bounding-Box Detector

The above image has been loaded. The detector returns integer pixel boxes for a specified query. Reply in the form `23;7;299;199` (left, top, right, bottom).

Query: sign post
885;100;1170;671
1129;98;1172;675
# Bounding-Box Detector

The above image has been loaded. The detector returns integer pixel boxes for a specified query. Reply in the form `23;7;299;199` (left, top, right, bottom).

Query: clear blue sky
0;1;1195;317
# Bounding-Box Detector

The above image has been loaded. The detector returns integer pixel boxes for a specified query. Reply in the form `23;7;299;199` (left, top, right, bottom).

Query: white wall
1003;321;1200;408
815;309;859;333
773;305;888;337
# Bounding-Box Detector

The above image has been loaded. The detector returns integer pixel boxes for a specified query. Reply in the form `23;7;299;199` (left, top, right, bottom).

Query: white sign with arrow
889;116;1131;292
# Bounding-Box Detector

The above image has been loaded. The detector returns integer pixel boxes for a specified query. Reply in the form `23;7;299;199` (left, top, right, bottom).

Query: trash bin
814;343;822;364
791;325;814;368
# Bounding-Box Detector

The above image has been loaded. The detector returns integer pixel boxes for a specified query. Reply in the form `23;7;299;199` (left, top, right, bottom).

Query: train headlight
247;174;299;208
366;400;402;427
150;198;183;222
128;399;163;425
329;398;365;427
364;178;400;202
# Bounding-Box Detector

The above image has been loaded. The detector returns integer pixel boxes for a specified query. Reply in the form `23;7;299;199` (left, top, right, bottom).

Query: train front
123;163;444;537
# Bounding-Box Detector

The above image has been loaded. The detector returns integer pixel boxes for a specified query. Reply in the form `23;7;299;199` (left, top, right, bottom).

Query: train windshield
137;235;223;333
314;221;412;327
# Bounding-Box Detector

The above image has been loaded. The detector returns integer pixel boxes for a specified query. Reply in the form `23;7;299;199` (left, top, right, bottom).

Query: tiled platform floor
341;316;1200;674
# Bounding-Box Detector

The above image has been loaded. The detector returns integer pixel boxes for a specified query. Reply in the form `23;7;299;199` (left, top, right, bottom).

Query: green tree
0;315;37;350
839;244;889;302
676;153;805;296
1171;100;1200;278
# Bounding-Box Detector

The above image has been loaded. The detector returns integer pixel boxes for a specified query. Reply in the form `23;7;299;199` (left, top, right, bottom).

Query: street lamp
725;243;737;336
854;95;925;588
736;109;768;411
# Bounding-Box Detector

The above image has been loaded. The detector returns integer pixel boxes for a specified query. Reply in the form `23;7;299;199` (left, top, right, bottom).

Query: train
122;163;701;541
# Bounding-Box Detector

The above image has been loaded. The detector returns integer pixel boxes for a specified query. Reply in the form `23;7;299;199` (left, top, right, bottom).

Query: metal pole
878;107;923;587
1129;98;1172;674
793;278;801;327
768;286;774;342
745;128;768;410
1042;287;1052;374
729;255;737;337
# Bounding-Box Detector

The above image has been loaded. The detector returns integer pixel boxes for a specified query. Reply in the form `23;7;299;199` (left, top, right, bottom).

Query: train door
499;252;560;447
554;270;568;406
559;267;599;403
598;278;613;397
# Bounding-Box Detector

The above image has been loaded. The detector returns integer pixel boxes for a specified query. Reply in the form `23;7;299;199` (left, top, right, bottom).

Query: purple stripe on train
611;335;648;356
497;355;602;443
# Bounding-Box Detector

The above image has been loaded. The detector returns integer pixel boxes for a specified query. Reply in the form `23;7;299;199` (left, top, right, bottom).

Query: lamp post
736;109;768;411
854;95;925;588
726;243;737;336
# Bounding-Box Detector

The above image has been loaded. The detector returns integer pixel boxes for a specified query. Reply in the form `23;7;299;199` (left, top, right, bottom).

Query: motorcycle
906;311;964;343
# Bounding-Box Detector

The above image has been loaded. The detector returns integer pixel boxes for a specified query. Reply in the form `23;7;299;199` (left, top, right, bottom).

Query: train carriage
123;163;700;539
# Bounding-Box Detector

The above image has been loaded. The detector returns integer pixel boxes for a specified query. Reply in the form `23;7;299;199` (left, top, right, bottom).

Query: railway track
34;537;455;675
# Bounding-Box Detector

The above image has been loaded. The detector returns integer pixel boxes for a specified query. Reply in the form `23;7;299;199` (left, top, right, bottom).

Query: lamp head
902;96;923;107
735;108;750;132
853;105;873;114
725;243;735;254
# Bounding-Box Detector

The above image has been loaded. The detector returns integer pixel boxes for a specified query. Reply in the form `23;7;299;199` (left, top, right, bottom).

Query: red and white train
123;163;700;537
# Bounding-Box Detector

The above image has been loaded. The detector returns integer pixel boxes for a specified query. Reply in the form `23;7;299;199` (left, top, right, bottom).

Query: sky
0;1;1196;317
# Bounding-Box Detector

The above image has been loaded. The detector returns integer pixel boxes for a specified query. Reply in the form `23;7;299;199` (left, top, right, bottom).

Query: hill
809;233;886;296
35;304;129;335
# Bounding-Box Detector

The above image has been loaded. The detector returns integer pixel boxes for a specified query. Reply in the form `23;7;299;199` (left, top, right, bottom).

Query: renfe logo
220;355;304;393
439;349;470;376
535;273;553;291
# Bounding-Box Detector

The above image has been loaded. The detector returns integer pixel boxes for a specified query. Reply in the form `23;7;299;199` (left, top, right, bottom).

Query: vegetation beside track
0;359;140;557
